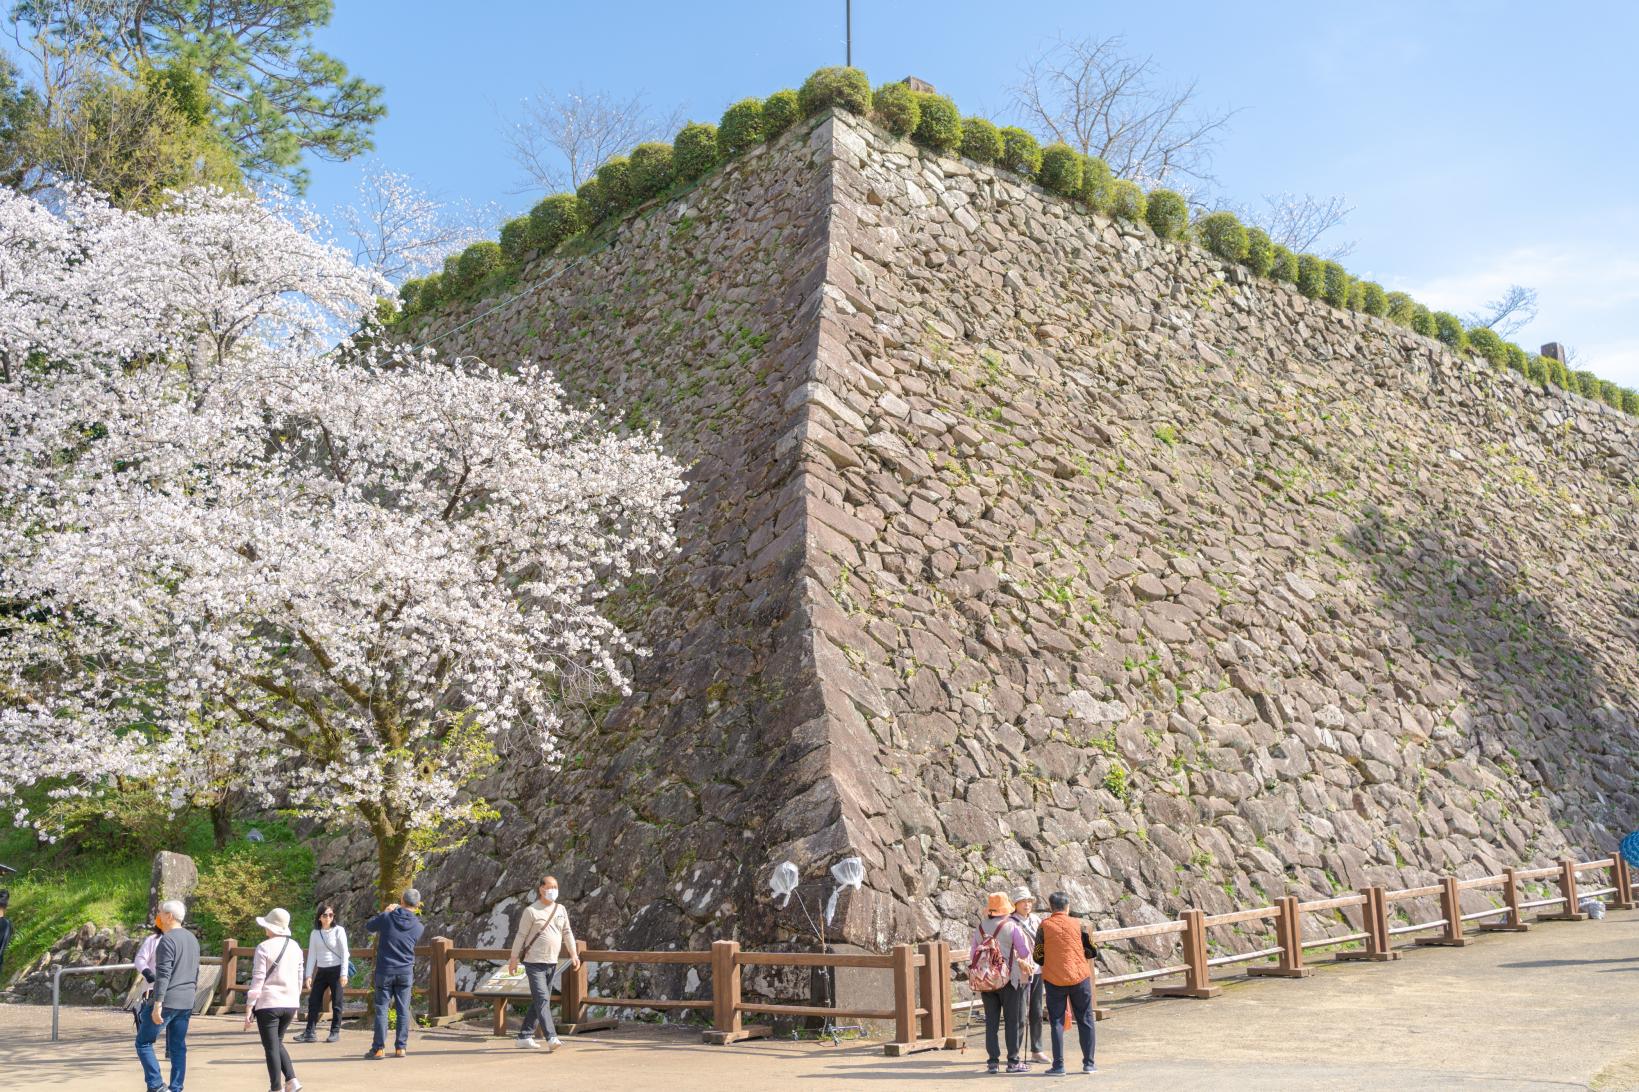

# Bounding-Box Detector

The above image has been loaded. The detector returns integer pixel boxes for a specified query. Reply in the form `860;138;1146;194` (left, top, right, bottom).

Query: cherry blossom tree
339;160;499;283
0;184;684;899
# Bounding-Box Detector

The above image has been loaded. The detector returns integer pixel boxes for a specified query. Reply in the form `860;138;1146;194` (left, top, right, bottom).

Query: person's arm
339;926;351;984
508;908;528;970
365;910;386;934
563;911;578;967
304;931;318;982
243;944;270;1021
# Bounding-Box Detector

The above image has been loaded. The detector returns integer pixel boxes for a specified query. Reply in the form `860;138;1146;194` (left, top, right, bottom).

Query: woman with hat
970;891;1035;1074
243;907;305;1092
1009;884;1048;1064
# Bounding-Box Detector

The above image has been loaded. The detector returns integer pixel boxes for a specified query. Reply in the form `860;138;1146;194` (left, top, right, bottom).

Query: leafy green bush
1386;291;1416;325
629;142;675;201
529;193;583;251
1109;179;1146;222
1357;281;1389;317
959;116;1002;163
1295;254;1324;298
592;156;633;218
762;89;800;138
1197;211;1248;262
1243;226;1275;276
672;122;719;183
1548;358;1571;389
418;272;442;309
1623;389;1639;415
442;254;461;284
997;127;1042;175
1572;370;1600;397
1038;142;1082;197
1466;326;1507;367
1077;155;1112;212
190;838;315;951
1433;311;1467;351
1598;379;1623;408
798;66;871;117
1270;245;1297;282
911;92;962;152
456;240;504;289
1146;189;1188;240
1525;355;1550;386
398;277;424;315
575;176;604;225
1503;342;1529;374
1536;355;1563;387
1410;304;1436;336
1321;260;1350;307
871;82;920;138
718;98;765;158
498;216;533;264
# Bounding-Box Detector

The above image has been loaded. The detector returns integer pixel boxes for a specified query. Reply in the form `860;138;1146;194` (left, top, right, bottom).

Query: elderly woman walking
969;891;1036;1074
244;907;304;1092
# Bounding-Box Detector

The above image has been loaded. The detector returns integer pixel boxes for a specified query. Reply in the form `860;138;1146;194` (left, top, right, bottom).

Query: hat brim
255;916;291;936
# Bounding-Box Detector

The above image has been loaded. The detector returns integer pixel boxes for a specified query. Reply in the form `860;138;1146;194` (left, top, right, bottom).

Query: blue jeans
134;1002;190;1091
1044;978;1096;1069
517;961;559;1040
370;971;413;1051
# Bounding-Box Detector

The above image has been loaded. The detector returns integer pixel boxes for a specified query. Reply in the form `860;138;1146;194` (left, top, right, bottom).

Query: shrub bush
1077;155;1112;212
191;839;315;951
418;272;443;309
529;192;583;251
593;156;633;218
398;277;424;315
1525;355;1550;386
1321;260;1351;308
997;127;1042;176
762;89;800;138
1433;311;1467;351
1146;189;1188;240
959;116;1002;163
911;92;962;152
575;176;604;223
1466;326;1506;367
498;216;533;264
1357;281;1389;317
1197;211;1248;262
1109;179;1146;222
456;240;504;289
798;66;871;117
871;82;920;138
1572;370;1600;397
629;142;675;201
1410;304;1436;337
672;122;719;183
1598;379;1622;407
1503;342;1529;374
1536;355;1564;388
1243;226;1275;276
1623;389;1639;415
1038;143;1082;198
1295;254;1324;298
1386;291;1416;325
718;98;765;158
1270;245;1297;282
442;253;461;286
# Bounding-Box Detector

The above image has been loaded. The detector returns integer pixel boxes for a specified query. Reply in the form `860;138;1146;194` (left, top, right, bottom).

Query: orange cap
986;892;1014;916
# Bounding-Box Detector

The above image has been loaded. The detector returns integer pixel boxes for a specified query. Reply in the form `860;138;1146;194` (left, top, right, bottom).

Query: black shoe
294;1030;317;1043
326;1029;340;1043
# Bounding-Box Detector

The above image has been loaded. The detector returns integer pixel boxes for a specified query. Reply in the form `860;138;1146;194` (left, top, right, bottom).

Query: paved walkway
6;909;1639;1090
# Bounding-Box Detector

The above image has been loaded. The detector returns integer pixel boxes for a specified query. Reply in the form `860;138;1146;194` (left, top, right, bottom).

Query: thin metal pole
51;966;61;1041
846;0;852;66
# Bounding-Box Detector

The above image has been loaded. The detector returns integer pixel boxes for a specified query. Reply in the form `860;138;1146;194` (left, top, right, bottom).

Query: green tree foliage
1624;390;1639;414
1108;179;1146;222
498;216;533;264
1145;189;1188;241
717;98;765;158
997;126;1042;175
1386;291;1416;326
671;122;718;183
1321;260;1351;308
398;277;425;315
1038;142;1082;197
1433;311;1467;351
798;66;871;117
1269;245;1297;282
871;82;920;138
761;89;799;138
1197;211;1248;262
1243;226;1275;276
959;116;1002;163
1295;254;1324;298
575;175;605;224
1410;304;1436;336
1357;281;1388;317
1076;154;1112;212
628;141;674;201
592;155;633;217
1466;326;1507;367
910;92;962;152
417;272;443;310
455;240;503;290
529;193;583;251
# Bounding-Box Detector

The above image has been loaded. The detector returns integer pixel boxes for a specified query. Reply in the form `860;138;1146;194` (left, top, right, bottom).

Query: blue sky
307;1;1639;386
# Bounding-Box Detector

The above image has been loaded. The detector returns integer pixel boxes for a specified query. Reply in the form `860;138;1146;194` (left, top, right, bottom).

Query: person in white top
243;907;304;1092
1009;884;1048;1064
294;902;349;1043
506;874;581;1051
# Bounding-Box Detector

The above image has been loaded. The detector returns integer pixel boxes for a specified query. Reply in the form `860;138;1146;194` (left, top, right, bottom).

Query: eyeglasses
319;912;334;918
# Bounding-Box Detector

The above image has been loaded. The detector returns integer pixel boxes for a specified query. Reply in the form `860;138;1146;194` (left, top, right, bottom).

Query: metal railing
50;956;223;1041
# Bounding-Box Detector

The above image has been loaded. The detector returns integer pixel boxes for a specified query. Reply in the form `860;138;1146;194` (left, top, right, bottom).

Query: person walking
507;874;580;1051
295;902;349;1043
364;888;425;1060
1030;891;1099;1076
0;889;12;981
968;891;1034;1074
135;899;198;1092
1009;884;1047;1064
243;907;304;1092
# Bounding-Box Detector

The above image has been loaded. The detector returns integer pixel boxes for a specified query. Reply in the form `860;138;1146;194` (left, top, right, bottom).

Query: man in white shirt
506;875;581;1051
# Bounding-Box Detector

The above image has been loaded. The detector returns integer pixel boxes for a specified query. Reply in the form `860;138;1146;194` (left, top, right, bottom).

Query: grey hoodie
152;926;200;1011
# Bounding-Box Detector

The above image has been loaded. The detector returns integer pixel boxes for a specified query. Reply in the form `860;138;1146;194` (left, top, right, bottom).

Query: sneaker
518;1037;541;1050
1082;1062;1097;1074
364;1048;385;1060
1044;1067;1066;1076
1007;1062;1030;1073
546;1035;562;1047
1030;1052;1050;1063
986;1062;1000;1074
326;1030;340;1043
394;1047;407;1058
293;1030;317;1044
285;1080;303;1092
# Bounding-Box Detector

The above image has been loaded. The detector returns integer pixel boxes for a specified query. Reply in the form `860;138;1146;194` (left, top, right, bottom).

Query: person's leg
276;1010;296;1081
329;965;346;1033
980;990;1001;1067
1002;983;1023;1065
391;973;412;1050
257;1010;284;1090
164;1008;189;1092
370;975;388;1051
1044;983;1068;1071
134;1002;163;1090
1070;978;1096;1067
1027;974;1044;1055
302;969;323;1036
537;963;560;1040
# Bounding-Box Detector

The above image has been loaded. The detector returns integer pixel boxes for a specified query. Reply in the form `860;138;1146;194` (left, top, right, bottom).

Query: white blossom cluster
0;185;684;855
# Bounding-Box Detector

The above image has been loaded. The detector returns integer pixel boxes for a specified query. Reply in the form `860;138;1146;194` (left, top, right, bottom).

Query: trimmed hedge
718;98;765;158
398;277;424;314
1198;211;1248;263
1321;260;1351;308
1146;189;1188;241
1243;226;1275;276
629;142;675;202
1358;281;1389;317
1503;342;1529;374
1038;143;1082;198
1386;291;1416;326
499;216;533;264
799;66;871;117
1270;245;1297;282
455;240;504;290
1077;155;1112;213
1410;305;1436;337
1433;311;1467;352
1108;179;1146;222
672;122;719;183
872;82;920;138
762;89;800;138
529;193;582;251
959;117;1002;164
1295;254;1324;299
1467;326;1506;367
997;127;1042;175
418;272;442;309
911;92;962;153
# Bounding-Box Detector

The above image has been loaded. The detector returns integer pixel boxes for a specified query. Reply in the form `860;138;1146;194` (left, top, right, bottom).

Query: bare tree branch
1464;284;1538;338
1235;192;1356;258
338;160;499;283
498;85;684;194
1009;32;1236;188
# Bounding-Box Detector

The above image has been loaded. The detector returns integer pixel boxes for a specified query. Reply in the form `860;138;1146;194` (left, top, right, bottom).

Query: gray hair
159;899;188;923
1048;892;1069;912
402;888;421;908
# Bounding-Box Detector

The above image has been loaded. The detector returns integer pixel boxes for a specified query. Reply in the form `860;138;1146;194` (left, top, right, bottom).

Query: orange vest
1039;911;1091;986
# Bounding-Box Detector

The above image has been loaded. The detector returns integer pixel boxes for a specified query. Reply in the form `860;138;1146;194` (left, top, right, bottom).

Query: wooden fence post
1540;858;1588;921
1338;887;1398;962
1415;878;1470;947
1480;867;1530;932
427;936;455;1020
213;938;239;1014
915;942;938;1043
702;939;766;1045
1249;895;1311;978
884;943;916;1054
937;941;963;1048
1151;909;1221;998
1611;855;1636;910
557;940;615;1034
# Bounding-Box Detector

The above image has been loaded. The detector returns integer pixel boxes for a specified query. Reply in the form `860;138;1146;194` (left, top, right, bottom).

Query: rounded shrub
1432;311;1467;351
1146;189;1188;240
1038;143;1082;198
1466;326;1506;367
997;127;1043;176
1503;342;1529;374
456;240;504;290
1524;355;1550;386
1536;355;1564;388
1356;281;1389;317
1076;155;1112;212
762;89;800;138
529;193;583;251
1321;260;1351;308
1386;291;1416;326
1623;389;1639;415
442;253;462;285
398;277;424;315
798;66;871;117
959;116;1003;163
498;216;533;265
593;157;633;217
1598;379;1622;408
1109;179;1146;222
575;176;605;224
418;272;443;309
672;122;719;183
1572;370;1600;397
1270;245;1297;282
1243;226;1275;276
1295;254;1324;298
628;142;675;202
911;92;962;153
871;82;920;138
1197;211;1248;262
1410;304;1436;337
718;98;765;158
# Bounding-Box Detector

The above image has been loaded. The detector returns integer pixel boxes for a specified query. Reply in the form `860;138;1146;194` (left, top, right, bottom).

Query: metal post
51;965;61;1042
845;0;852;66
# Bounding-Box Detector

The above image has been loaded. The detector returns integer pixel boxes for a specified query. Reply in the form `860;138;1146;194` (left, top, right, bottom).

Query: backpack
967;918;1015;993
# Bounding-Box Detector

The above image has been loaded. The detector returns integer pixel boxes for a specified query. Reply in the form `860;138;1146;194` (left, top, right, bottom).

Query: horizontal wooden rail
1099;964;1189;986
583;949;712;965
1577;859;1616;870
1456;874;1507;890
1515;866;1561;881
589;996;713;1011
1459;908;1512;923
1300;931;1369;950
1206;946;1284;967
1093;920;1189;943
1385;884;1442;901
1520;896;1567;910
1298;894;1366;912
1205;905;1279;927
1387;919;1447;936
735;951;919;969
738;1002;924;1020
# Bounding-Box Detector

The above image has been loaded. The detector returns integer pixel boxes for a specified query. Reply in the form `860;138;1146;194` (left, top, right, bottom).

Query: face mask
542;888;558;903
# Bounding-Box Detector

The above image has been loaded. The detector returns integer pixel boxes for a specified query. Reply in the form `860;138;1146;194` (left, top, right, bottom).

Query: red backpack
967;918;1014;992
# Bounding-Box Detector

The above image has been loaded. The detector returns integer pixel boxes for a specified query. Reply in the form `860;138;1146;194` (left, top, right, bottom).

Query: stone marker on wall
149;851;198;919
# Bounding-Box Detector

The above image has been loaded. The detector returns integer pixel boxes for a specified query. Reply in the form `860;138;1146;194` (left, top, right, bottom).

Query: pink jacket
245;936;304;1011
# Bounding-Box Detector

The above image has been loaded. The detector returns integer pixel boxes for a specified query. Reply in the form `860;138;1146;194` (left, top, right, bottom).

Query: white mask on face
542;888;558;903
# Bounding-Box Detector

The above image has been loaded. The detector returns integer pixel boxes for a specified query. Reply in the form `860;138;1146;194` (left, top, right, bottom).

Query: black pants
304;964;344;1033
254;1008;296;1091
1045;979;1096;1069
1024;973;1044;1052
980;983;1023;1066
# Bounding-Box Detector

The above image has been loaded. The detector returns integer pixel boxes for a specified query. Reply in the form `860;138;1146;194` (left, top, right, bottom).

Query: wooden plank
737;1003;919;1019
1456;874;1507;890
1297;894;1366;913
734;951;897;969
1204;905;1278;927
1577;858;1616;870
1384;884;1442;901
1090;919;1189;943
583;949;711;965
584;996;712;1010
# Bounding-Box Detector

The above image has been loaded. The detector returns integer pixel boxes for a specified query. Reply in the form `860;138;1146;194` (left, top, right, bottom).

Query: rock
150;851;198;918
